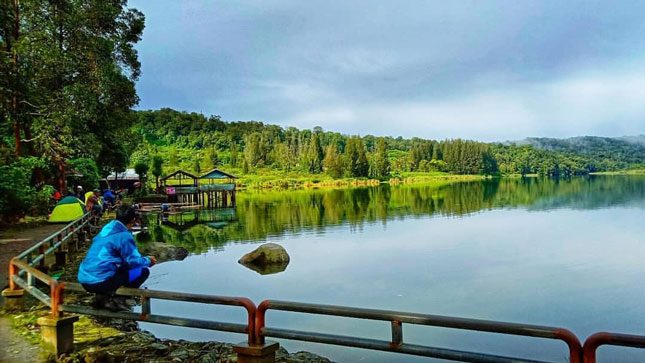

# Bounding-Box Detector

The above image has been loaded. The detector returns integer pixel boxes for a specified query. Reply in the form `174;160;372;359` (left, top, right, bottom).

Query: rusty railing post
2;260;24;311
233;299;278;363
583;332;645;363
391;320;402;348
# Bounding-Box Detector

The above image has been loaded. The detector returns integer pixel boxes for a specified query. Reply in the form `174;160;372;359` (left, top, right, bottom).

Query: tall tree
323;144;343;178
207;147;219;168
152;155;163;190
345;136;369;177
134;162;148;184
3;0;145;190
306;132;324;173
370;138;390;179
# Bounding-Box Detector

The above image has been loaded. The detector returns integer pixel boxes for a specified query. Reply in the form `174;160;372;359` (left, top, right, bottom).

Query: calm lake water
138;175;645;362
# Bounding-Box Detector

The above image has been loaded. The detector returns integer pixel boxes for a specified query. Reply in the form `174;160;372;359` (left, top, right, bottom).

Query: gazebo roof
160;169;198;181
200;168;237;179
104;168;139;181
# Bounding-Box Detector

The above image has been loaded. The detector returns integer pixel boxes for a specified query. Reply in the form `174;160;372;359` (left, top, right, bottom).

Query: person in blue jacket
78;204;156;310
101;189;114;209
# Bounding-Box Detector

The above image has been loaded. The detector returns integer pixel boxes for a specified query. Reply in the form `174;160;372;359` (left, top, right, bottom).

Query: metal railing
3;214;645;362
255;300;582;363
61;282;257;344
583;332;645;363
6;213;258;344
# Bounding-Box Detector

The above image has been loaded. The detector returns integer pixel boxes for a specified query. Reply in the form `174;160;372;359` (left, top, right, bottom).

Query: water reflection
140;175;645;362
141;176;644;254
143;209;237;254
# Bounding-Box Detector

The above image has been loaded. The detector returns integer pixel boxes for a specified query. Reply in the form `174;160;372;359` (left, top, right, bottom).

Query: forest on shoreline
129;108;644;183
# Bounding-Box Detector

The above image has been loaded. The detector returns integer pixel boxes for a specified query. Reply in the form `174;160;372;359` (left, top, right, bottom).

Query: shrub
0;158;54;225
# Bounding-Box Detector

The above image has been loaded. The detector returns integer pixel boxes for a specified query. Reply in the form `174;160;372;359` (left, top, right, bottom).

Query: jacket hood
98;220;129;237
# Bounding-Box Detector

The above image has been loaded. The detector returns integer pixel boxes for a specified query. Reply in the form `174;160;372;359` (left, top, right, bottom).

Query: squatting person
78;204;156;311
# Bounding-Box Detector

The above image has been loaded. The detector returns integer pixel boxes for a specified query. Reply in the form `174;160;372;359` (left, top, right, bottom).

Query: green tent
49;196;86;223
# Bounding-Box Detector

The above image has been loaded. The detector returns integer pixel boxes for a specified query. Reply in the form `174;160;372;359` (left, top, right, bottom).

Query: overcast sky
129;0;645;141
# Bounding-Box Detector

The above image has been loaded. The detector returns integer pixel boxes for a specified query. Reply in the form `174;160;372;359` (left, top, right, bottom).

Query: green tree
345;136;369;177
97;143;128;179
208;147;220;169
152;155;164;190
323;144;343;178
168;147;179;168
306;132;324;173
68;158;100;191
369;138;390;179
244;132;264;167
193;157;202;174
1;1;145;191
230;144;239;167
134;162;149;185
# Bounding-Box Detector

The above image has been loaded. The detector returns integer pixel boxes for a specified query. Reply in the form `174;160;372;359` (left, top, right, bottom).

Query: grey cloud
130;0;645;139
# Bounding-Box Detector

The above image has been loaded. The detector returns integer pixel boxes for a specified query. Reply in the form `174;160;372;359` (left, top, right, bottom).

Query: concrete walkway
0;224;62;289
0;316;45;362
0;224;61;362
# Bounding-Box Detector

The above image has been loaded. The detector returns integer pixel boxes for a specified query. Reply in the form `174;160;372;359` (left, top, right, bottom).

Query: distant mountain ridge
513;135;645;165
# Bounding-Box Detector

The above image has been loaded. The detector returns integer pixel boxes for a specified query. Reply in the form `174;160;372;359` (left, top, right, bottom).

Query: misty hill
517;136;645;165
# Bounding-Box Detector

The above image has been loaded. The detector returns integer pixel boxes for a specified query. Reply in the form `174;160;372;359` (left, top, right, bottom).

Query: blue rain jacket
78;220;150;284
103;190;115;203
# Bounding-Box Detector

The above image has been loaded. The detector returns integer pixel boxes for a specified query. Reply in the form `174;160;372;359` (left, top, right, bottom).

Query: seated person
86;189;103;216
103;189;116;208
78;204;157;310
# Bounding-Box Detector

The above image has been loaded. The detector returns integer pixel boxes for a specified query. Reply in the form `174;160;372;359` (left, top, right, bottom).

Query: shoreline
236;171;491;191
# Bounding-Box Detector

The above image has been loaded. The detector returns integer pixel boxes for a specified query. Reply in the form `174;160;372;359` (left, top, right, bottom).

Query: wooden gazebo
160;170;199;204
199;168;237;208
160;168;237;208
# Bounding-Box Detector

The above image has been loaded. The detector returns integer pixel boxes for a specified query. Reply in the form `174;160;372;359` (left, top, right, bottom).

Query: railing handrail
16;212;91;260
255;299;575;339
583;332;645;363
256;300;582;363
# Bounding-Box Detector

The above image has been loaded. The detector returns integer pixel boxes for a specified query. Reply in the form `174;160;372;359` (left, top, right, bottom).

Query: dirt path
0;224;63;362
0;316;45;362
0;223;62;290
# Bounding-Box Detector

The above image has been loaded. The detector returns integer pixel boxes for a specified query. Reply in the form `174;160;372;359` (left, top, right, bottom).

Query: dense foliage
133;109;503;179
0;0;144;222
132;108;644;180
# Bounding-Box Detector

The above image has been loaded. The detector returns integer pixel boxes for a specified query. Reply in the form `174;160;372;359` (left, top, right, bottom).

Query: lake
138;175;645;362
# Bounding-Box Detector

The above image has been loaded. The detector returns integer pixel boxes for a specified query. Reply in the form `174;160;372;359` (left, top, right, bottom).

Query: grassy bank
590;169;645;176
230;168;490;190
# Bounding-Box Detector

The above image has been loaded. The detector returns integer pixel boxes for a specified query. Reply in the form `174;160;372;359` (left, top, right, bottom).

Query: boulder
238;243;290;275
139;242;189;263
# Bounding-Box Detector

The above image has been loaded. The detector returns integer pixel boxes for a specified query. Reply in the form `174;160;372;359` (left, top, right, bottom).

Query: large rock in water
238;243;290;275
139;242;189;263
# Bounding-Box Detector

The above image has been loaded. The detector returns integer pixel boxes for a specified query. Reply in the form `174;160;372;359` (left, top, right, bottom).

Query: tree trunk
58;161;66;193
12;0;21;156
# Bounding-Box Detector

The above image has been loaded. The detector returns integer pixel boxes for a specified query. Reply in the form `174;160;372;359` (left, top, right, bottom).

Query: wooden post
37;315;79;355
234;341;279;363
